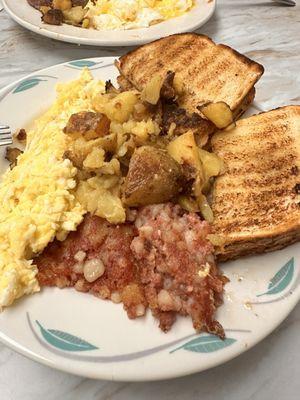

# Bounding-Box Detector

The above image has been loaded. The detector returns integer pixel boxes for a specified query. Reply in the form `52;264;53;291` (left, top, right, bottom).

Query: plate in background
3;0;216;47
0;58;299;381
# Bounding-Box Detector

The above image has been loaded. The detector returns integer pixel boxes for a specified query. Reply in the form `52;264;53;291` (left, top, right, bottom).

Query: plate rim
0;58;299;381
2;0;216;47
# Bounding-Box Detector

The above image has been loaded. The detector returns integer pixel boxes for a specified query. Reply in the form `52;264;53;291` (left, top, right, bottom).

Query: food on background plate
212;106;300;261
27;0;194;30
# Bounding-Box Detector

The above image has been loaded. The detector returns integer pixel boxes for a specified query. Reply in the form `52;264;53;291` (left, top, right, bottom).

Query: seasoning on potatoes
62;6;87;25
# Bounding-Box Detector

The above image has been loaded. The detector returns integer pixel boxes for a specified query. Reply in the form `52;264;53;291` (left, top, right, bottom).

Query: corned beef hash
0;68;229;336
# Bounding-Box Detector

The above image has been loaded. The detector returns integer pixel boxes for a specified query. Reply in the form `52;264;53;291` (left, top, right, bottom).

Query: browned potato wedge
27;0;52;10
64;111;110;139
123;146;184;207
198;101;233;129
63;6;86;25
42;9;64;25
5;147;23;169
53;0;72;10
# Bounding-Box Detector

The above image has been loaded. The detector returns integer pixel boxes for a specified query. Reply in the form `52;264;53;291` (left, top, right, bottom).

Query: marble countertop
0;1;299;399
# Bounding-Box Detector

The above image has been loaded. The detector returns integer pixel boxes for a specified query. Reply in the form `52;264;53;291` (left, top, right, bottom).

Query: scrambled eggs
0;69;162;307
86;0;194;30
0;70;106;308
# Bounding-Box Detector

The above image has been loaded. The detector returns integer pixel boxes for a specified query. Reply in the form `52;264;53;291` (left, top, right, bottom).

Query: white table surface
0;1;300;399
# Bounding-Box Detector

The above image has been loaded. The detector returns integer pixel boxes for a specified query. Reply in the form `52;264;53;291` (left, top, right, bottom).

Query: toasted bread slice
211;106;300;261
117;33;264;115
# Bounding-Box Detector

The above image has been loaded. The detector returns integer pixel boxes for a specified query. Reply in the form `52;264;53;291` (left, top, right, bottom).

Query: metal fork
272;0;296;5
0;125;13;146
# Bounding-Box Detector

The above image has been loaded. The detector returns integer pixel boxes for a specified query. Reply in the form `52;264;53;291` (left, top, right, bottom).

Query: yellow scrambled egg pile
0;69;105;308
86;0;194;30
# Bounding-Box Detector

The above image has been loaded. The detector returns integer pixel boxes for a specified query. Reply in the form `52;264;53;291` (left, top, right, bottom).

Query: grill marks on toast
118;33;264;114
212;106;300;260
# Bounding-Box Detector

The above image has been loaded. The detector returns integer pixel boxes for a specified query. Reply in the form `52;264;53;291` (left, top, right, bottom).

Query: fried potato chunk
198;102;233;129
42;9;64;25
62;6;87;25
64;111;110;139
123;146;184;207
5;147;23;169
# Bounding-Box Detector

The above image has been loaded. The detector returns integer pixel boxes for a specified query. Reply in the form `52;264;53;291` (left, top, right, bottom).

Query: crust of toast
216;227;300;262
211;106;300;261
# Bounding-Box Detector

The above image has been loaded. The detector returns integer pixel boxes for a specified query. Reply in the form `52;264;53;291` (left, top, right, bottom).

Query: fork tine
0;123;12;146
0;125;13;146
0;128;11;134
0;131;12;138
0;140;13;147
0;134;13;140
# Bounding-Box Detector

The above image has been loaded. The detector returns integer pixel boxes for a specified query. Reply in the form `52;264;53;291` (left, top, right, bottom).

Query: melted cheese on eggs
86;0;194;30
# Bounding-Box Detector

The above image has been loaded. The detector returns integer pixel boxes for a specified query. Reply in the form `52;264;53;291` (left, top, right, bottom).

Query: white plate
3;0;216;47
0;58;299;381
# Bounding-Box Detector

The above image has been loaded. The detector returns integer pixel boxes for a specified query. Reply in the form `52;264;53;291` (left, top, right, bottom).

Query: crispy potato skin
123;146;184;206
63;111;110;139
27;0;52;9
5;147;23;169
42;8;63;25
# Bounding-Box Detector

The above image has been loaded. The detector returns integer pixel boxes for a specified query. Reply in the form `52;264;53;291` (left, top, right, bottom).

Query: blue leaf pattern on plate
170;335;236;354
36;321;98;352
69;60;98;68
12;75;57;94
13;78;45;94
257;258;294;297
